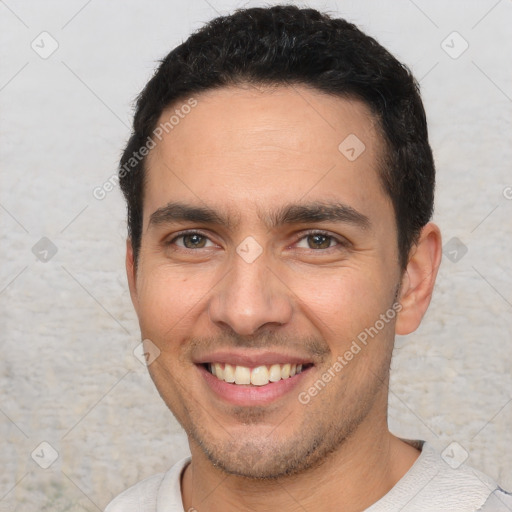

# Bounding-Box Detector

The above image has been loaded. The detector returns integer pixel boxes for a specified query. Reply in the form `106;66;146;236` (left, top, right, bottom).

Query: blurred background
0;0;511;509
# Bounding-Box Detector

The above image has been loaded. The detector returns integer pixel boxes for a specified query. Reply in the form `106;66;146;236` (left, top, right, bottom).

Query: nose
207;249;293;336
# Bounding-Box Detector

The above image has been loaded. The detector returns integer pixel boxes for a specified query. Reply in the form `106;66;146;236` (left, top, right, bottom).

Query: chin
189;422;354;480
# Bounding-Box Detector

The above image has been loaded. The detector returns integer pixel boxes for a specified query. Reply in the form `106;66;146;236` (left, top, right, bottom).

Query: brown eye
170;232;213;249
307;234;333;249
182;234;207;248
295;232;339;250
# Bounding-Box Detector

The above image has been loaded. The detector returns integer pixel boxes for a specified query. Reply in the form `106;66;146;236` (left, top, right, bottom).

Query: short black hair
119;4;435;270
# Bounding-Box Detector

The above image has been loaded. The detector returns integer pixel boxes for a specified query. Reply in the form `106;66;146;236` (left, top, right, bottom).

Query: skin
126;84;442;512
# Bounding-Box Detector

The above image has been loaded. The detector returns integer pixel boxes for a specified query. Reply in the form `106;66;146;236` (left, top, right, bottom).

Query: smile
206;362;311;386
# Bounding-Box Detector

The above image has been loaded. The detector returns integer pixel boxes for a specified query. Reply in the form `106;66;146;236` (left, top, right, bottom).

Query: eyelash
166;229;348;251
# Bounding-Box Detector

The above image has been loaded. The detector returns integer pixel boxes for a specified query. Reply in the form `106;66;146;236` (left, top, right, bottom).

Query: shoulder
104;472;165;512
104;456;191;512
414;442;506;510
371;440;510;512
478;488;512;511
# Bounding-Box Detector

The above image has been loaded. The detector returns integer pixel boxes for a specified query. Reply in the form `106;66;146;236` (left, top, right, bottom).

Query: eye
166;230;347;252
295;231;345;250
169;231;216;249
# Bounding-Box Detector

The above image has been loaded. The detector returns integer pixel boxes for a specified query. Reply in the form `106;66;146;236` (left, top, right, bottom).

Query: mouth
195;353;315;406
203;362;314;386
193;350;316;405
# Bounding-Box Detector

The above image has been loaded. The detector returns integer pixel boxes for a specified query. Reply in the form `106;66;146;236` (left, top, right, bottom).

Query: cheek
288;268;393;342
135;267;204;340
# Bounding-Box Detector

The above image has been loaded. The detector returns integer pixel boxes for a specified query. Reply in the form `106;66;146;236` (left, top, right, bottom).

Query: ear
126;238;140;314
395;222;442;335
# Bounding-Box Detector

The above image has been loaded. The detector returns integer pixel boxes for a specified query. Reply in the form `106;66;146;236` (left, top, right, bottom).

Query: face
127;84;405;478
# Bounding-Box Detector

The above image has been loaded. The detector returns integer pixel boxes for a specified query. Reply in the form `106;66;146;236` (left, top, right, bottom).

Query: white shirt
105;441;512;511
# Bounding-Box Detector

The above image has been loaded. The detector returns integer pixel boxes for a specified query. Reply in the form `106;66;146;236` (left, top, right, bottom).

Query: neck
181;422;420;512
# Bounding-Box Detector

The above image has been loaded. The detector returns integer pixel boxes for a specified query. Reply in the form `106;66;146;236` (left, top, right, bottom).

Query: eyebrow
148;202;237;230
148;200;371;231
266;201;371;230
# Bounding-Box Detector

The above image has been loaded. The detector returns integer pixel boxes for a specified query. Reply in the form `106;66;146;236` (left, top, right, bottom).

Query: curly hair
119;4;435;270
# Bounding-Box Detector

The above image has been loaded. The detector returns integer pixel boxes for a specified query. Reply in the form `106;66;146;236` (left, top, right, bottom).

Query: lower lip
197;364;312;406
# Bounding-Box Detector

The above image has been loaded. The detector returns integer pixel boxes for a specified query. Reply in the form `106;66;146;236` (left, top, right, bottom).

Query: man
106;5;511;511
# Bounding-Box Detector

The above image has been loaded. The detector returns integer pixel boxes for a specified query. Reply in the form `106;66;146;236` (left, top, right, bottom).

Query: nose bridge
208;246;293;335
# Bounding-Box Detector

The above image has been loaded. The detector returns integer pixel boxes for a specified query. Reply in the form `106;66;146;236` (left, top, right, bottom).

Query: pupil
185;234;205;248
310;234;330;249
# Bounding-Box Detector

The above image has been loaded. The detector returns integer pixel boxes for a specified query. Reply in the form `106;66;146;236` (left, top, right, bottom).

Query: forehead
144;84;390;228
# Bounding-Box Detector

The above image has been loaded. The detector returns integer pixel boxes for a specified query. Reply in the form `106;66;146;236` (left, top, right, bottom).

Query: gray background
0;0;511;510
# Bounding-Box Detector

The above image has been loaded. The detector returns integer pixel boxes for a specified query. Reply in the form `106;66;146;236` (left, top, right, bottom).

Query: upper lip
193;350;314;368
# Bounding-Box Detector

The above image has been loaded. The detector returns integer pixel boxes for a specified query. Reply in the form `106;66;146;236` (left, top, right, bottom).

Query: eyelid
293;229;350;249
166;229;218;248
165;228;350;250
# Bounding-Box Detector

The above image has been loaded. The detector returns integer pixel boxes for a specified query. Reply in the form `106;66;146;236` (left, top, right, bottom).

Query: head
122;5;441;479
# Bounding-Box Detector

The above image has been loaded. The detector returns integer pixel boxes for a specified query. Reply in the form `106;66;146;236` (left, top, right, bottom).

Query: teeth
234;365;251;385
224;363;235;383
208;362;306;386
251;366;269;386
268;364;282;382
213;363;223;379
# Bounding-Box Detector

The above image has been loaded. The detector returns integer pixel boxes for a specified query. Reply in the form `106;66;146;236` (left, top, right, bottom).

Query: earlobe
126;239;139;313
395;222;442;335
